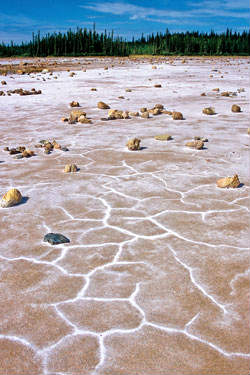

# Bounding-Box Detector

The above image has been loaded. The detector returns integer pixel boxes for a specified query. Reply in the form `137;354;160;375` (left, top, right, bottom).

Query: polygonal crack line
166;244;229;315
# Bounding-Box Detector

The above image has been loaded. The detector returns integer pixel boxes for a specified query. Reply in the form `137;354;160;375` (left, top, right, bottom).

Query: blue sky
0;0;249;43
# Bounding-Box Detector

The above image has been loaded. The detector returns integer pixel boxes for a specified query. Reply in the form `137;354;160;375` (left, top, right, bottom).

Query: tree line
0;27;249;57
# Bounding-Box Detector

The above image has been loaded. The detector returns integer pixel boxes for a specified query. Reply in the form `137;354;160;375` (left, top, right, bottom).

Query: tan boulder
152;108;162;115
98;101;110;109
78;116;92;124
70;101;80;107
125;88;132;92
1;80;7;85
202;107;215;115
185;140;204;150
162;110;173;115
108;109;123;119
0;188;22;208
70;109;86;122
126;138;141;151
221;91;230;97
22;149;35;157
231;104;241;113
129;111;139;117
122;111;130;119
154;104;164;110
140;107;147;113
154;134;172;141
217;174;240;188
152;66;157;69
61;117;68;122
141;111;149;118
64;164;78;173
172;111;183;120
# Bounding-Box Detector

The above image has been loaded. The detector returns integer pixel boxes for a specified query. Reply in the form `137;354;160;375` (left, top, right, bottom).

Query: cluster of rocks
0;88;42;96
3;146;35;159
62;109;92;124
185;136;208;150
97;102;183;121
34;139;69;154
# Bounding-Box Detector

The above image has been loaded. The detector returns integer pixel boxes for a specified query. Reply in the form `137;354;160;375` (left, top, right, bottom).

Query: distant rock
43;233;70;245
64;164;78;173
0;188;22;208
141;111;149;118
70;109;86;122
185;140;204;150
202;107;215;115
98;101;110;109
231;104;241;113
172;111;183;120
1;80;7;85
154;84;162;88
154;134;172;141
78;116;92;124
127;138;141;151
129;111;139;117
70;101;80;107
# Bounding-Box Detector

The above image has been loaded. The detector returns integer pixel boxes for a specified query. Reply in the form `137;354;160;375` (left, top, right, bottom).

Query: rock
0;188;22;208
172;111;183;120
34;144;43;148
221;91;230;97
248;128;250;135
212;88;220;92
69;72;75;77
104;66;108;70
61;117;68;122
61;147;69;152
185;140;204;150
0;91;5;96
154;84;162;88
125;88;132;92
154;134;172;141
97;101;110;109
140;107;147;113
14;154;24;159
91;88;97;91
4;147;9;151
43;233;70;245
9;148;20;155
201;92;206;96
122;111;130;119
45;142;53;151
70;101;80;107
118;96;125;99
141;111;149;119
126;138;141;151
152;108;162;115
154;104;164;110
70;109;86;122
216;174;240;188
1;80;7;85
108;109;123;119
44;149;51;154
162;110;172;115
53;142;61;150
129;111;139;117
22;149;35;157
152;66;157;69
42;69;49;74
202;107;215;115
231;104;241;113
64;164;78;173
78;116;92;124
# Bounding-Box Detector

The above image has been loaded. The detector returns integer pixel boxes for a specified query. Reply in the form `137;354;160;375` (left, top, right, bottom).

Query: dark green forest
0;27;249;57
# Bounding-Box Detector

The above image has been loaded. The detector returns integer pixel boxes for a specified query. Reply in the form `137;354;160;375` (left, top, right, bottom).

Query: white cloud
80;0;250;23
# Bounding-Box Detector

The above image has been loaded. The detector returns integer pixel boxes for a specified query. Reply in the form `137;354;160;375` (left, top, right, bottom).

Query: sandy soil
0;56;250;375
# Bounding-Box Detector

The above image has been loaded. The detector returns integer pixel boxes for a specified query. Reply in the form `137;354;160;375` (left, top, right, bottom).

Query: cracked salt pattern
0;56;250;374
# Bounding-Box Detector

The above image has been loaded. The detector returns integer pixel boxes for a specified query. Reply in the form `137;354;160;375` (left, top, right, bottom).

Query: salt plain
0;56;250;374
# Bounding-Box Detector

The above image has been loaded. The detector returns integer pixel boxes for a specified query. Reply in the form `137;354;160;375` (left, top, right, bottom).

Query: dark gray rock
43;233;70;245
61;147;69;152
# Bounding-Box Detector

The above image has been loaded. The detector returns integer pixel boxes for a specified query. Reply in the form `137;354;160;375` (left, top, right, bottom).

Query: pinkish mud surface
0;56;250;375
